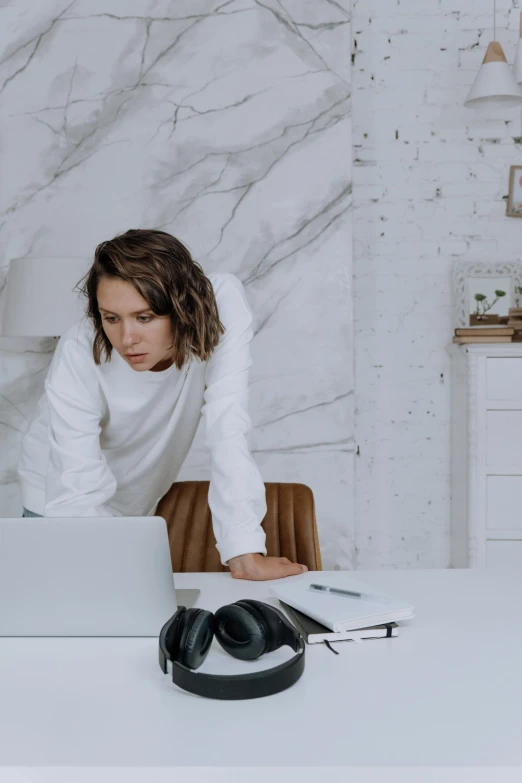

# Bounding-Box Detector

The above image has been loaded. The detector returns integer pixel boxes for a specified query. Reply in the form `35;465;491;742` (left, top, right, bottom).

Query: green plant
473;289;506;317
515;286;522;307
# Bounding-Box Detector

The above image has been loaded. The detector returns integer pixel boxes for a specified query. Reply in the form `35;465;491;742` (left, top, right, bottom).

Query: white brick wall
352;0;522;568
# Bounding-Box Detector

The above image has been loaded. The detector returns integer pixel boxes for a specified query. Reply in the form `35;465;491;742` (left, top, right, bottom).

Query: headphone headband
168;638;305;700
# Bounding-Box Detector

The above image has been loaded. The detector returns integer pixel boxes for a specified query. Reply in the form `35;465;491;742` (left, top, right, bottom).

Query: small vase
470;313;499;326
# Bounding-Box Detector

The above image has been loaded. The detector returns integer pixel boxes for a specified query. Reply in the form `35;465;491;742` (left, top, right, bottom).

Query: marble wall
0;1;353;569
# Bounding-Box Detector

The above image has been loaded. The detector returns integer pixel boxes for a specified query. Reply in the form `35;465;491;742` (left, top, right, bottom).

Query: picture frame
507;165;522;218
452;260;522;328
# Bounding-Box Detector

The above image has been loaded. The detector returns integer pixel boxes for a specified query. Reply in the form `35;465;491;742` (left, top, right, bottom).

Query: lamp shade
1;256;92;337
464;41;522;109
514;13;522;84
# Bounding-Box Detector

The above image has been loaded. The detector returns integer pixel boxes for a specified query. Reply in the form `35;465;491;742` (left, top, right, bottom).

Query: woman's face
97;276;176;372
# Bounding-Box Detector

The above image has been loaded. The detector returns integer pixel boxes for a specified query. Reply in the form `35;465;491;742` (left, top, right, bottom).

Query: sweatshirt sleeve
43;337;122;518
203;274;267;566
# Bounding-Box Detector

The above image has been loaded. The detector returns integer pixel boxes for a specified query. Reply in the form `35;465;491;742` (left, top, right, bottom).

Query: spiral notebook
270;578;414;632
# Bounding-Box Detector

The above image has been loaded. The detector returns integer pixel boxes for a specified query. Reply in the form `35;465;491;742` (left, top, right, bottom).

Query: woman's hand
227;552;308;581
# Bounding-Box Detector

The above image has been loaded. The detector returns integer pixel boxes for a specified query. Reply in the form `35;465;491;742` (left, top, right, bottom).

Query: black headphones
158;599;305;700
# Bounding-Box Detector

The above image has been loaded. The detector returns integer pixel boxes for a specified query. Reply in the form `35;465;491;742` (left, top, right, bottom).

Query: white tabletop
0;567;521;767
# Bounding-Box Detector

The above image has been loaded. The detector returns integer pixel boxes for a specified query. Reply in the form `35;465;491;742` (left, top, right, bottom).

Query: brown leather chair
155;481;322;572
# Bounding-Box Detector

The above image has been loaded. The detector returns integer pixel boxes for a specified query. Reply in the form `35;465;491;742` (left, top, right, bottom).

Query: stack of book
270;578;414;648
508;308;522;341
278;601;400;645
453;326;514;344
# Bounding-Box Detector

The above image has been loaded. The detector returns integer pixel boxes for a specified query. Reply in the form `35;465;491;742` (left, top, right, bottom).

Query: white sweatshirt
16;272;267;566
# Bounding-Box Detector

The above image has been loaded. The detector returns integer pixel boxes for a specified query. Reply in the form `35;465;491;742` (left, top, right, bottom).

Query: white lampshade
464;41;522;109
514;14;522;83
1;256;92;337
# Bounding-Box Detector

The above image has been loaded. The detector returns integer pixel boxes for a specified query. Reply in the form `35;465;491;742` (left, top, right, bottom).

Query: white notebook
270;578;414;632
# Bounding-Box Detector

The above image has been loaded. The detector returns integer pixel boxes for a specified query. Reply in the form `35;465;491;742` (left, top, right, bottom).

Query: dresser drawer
486;411;522;468
486;540;522;568
487;476;522;530
486;358;522;400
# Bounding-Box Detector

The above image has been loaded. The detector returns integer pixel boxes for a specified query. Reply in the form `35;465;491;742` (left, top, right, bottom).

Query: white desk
0;568;521;767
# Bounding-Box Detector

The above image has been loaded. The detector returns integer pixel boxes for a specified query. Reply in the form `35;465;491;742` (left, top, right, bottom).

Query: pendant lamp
1;257;91;337
464;1;522;109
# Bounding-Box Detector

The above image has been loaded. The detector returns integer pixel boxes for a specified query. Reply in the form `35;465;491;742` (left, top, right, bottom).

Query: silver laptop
0;516;200;637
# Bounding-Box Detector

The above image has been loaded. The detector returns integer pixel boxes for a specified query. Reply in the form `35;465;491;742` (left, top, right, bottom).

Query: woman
17;229;307;581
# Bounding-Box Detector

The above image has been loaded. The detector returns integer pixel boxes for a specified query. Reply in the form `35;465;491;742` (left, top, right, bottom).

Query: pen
308;583;391;603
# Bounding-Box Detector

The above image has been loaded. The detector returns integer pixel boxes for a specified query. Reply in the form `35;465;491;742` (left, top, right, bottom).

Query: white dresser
450;343;522;568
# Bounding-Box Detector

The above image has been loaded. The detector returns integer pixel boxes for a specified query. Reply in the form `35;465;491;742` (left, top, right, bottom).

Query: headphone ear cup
214;603;269;661
235;599;296;653
175;608;215;670
163;606;187;661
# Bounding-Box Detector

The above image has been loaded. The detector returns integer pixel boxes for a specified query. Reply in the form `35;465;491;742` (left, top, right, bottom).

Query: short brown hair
76;229;225;369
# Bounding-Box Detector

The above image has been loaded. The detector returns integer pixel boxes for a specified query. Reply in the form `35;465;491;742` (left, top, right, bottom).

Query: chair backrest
155;481;322;572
